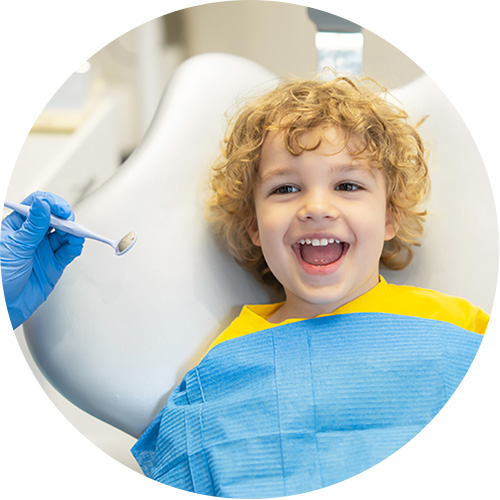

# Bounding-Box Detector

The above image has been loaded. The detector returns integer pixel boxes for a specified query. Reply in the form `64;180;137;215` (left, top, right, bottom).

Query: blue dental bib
132;313;482;497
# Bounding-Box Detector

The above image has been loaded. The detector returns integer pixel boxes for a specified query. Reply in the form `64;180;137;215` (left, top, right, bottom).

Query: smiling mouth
293;238;348;266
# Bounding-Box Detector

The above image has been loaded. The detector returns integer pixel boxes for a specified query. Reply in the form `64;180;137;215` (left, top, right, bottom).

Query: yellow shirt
207;277;489;354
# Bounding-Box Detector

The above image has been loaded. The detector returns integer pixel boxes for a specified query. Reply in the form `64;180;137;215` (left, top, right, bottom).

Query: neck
267;275;382;324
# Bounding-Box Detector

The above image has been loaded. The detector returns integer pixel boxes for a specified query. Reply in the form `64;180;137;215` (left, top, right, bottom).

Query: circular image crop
2;1;498;499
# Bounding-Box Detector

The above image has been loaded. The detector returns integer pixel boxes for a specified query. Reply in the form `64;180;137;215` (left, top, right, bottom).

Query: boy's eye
335;182;362;192
272;185;299;195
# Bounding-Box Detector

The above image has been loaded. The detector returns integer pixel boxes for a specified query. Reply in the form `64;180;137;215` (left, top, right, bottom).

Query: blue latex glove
1;191;84;329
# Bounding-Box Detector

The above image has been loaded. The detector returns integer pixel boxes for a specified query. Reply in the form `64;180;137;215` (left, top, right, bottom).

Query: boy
132;75;488;497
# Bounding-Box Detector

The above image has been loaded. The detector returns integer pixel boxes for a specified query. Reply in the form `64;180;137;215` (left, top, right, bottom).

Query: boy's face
248;127;395;320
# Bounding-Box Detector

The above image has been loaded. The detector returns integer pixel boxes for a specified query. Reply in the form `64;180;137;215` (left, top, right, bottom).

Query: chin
293;288;347;310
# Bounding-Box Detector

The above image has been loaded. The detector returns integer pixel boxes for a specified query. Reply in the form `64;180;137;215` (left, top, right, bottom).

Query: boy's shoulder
381;281;489;335
205;303;280;355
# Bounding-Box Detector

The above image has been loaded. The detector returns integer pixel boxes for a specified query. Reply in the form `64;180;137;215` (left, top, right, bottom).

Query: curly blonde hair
207;74;430;285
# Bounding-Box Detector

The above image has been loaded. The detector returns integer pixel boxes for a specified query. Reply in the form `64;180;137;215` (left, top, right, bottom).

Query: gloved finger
53;239;85;268
21;190;75;221
15;198;52;249
1;209;28;233
48;230;84;253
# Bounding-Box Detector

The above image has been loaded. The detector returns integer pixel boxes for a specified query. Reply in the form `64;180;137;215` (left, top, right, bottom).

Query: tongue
300;242;343;266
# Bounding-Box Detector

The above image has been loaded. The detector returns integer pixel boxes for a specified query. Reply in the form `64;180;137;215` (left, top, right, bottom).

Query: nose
297;189;340;222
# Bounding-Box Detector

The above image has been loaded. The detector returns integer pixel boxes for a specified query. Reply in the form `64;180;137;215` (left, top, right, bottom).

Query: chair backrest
385;76;497;305
22;54;497;438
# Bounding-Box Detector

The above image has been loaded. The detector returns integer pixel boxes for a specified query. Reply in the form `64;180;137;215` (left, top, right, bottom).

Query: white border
1;1;498;498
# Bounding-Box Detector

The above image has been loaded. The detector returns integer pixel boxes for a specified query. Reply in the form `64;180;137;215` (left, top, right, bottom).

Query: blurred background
8;0;439;475
8;1;422;208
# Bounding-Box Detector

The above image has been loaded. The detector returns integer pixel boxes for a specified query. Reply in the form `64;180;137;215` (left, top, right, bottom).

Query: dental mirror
4;200;137;256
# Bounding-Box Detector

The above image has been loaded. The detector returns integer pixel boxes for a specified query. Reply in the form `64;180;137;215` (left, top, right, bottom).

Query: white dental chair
20;53;497;440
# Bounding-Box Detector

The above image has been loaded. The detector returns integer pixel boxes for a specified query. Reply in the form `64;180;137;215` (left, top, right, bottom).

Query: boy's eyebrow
334;162;376;178
259;167;295;183
260;162;375;183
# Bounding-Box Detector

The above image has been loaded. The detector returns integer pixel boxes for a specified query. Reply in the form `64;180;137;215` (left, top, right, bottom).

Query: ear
247;217;261;247
384;210;397;241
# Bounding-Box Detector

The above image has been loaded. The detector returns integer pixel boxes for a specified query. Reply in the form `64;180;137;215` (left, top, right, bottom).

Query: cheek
254;210;291;261
354;205;390;245
256;204;288;235
258;223;282;255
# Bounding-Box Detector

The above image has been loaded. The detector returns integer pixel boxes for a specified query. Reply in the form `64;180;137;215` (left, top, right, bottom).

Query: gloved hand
1;191;84;329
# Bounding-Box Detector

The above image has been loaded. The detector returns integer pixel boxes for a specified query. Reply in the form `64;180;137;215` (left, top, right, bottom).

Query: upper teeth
299;238;341;246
